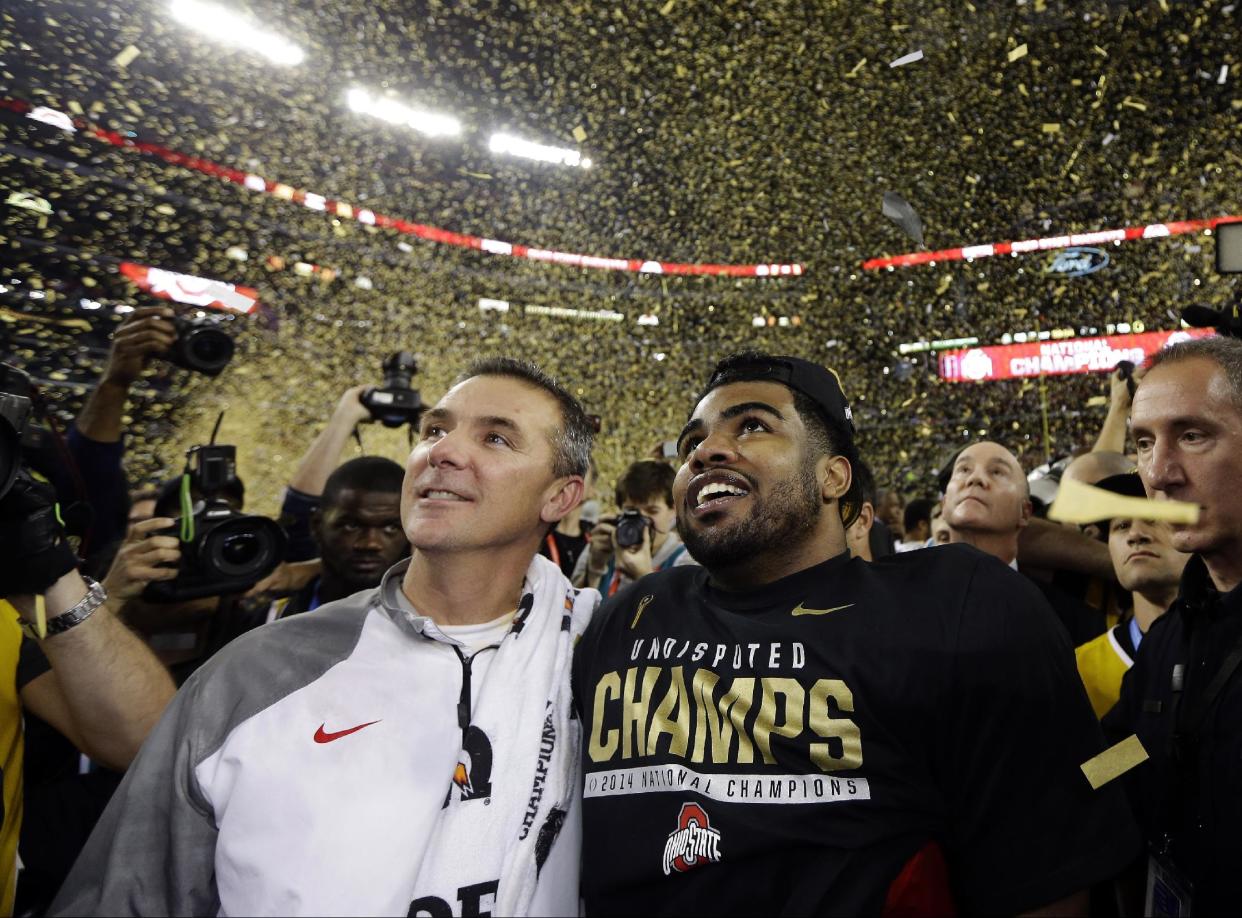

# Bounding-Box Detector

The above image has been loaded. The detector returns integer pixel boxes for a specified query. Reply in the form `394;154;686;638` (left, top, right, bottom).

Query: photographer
574;459;697;593
108;455;280;683
0;472;175;914
3;308;176;584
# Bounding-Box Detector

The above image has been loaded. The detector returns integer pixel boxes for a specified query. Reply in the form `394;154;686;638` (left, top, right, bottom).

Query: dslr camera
164;314;235;377
143;444;286;602
0;363;34;501
361;351;424;427
614;509;655;550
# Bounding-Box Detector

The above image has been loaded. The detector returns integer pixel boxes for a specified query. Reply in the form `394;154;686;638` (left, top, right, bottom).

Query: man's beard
677;464;822;571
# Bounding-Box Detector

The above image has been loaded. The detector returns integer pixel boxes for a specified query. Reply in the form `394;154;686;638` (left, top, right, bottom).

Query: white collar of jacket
375;554;564;644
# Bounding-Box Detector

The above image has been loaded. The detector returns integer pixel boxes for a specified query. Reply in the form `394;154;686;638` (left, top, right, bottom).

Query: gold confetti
1081;735;1149;790
1007;43;1028;63
113;44;140;68
1051;479;1199;526
572;124;588;143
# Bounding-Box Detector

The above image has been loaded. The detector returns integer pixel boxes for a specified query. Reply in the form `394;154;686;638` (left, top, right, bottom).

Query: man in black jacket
1106;335;1242;914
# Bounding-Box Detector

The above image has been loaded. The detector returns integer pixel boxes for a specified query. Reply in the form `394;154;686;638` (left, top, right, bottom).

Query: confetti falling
2;0;1240;504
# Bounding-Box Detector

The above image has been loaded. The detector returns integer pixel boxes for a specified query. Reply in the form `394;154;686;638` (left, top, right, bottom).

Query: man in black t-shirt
573;351;1138;916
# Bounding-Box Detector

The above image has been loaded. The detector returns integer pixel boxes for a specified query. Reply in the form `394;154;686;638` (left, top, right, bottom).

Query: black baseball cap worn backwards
703;354;856;441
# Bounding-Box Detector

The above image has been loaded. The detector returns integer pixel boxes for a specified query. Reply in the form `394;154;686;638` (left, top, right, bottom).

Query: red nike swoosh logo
314;720;381;744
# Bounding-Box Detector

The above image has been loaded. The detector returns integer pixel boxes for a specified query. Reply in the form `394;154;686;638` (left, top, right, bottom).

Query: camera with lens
361;351;424;427
614;509;655;550
164;314;235;377
143;444;286;602
0;363;34;501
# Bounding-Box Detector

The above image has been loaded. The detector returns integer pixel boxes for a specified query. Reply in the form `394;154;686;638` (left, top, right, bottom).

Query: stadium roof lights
168;0;305;66
489;133;591;169
346;88;462;139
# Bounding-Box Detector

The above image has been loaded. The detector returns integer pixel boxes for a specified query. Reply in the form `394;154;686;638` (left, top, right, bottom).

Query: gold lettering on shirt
589;671;621;761
622;666;661;758
808;679;863;771
585;662;864;773
647;665;691;757
691;670;756;764
754;678;806;764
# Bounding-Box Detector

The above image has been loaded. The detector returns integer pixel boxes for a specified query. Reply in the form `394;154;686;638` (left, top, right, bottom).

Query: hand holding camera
585;518;617;574
613;509;656;581
336;384;375;429
1111;360;1141;408
103;517;182;601
103;307;178;386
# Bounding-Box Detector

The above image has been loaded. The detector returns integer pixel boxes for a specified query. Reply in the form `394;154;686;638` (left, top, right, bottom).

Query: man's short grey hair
453;357;594;479
1146;336;1242;410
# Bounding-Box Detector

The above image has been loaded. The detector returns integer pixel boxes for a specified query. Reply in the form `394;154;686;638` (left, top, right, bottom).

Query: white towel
417;554;597;915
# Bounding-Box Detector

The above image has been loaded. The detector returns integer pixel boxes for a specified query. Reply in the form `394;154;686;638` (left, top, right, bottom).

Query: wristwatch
20;576;108;640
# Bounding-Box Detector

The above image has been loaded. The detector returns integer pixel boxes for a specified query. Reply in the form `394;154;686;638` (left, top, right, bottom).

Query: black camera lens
381;351;417;389
164;317;235;377
182;326;235;375
221;533;260;567
204;516;281;578
614;511;652;549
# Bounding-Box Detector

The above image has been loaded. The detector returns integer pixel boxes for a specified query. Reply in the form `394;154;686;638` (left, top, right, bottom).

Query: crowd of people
3;0;1242;914
4;296;1242;914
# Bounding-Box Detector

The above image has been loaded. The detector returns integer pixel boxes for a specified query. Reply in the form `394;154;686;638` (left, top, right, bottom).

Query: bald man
944;441;1106;645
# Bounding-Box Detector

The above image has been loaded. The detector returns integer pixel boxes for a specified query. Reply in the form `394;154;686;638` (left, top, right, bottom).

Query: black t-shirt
573;544;1139;916
542;530;588;579
1031;577;1108;647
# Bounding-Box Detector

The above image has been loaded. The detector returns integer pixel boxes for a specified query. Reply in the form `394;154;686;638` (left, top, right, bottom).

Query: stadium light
346;88;462;138
169;0;305;66
489;133;590;168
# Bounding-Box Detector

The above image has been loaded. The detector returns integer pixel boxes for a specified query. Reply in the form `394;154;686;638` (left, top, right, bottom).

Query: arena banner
938;328;1215;383
119;262;259;314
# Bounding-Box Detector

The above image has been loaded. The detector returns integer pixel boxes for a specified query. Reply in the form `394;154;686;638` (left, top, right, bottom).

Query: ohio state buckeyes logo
442;726;494;807
662;802;722;875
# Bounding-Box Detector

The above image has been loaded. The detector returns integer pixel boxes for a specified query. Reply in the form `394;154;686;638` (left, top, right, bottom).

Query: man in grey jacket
53;358;598;916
